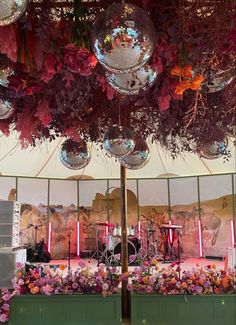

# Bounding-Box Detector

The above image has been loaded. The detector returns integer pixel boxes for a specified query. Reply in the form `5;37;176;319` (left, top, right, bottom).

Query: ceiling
0;133;235;179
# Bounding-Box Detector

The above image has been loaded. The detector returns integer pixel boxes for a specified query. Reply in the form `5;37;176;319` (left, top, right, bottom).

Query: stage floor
48;257;225;272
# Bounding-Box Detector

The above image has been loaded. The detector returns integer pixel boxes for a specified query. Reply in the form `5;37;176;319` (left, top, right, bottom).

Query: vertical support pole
120;165;129;319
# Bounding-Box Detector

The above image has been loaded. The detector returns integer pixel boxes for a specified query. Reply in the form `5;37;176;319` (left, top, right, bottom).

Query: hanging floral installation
0;0;235;159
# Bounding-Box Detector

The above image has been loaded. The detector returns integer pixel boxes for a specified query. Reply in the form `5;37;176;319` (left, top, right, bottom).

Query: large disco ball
106;64;157;95
199;138;228;159
0;0;29;26
119;137;150;169
92;2;155;73
204;68;235;93
103;125;135;158
59;139;91;170
0;99;14;119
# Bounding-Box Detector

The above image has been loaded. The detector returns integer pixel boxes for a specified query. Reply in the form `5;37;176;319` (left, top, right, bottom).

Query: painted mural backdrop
0;174;235;259
169;178;199;258
199;175;233;257
49;180;77;259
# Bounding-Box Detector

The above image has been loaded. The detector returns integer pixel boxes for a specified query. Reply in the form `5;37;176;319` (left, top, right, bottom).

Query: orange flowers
59;264;66;271
30;286;40;294
171;65;205;95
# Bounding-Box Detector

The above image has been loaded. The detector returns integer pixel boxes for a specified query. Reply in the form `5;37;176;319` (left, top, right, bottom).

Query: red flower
64;44;97;76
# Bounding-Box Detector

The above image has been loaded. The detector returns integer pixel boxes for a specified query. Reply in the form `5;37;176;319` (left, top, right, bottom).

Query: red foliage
35;98;52;127
0;0;235;158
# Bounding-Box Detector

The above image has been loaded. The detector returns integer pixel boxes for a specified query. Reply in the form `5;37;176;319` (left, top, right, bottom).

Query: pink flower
0;313;8;322
2;304;10;311
2;294;11;301
127;284;133;291
102;283;109;291
78;260;86;268
146;286;153;293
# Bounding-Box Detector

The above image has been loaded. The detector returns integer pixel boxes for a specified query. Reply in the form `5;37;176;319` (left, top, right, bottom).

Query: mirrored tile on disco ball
103;125;135;157
106;64;157;95
92;2;155;73
0;0;29;26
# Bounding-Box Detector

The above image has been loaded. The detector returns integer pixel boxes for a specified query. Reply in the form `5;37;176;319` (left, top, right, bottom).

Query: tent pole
120;164;129;319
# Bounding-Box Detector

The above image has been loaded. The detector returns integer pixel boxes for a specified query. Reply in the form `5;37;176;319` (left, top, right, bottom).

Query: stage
47;257;225;273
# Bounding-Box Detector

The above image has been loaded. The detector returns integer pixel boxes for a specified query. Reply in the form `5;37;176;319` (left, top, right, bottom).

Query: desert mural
0;175;235;259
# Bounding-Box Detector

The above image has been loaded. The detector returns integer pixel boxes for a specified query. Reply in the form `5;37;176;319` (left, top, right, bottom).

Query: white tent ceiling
0;132;235;179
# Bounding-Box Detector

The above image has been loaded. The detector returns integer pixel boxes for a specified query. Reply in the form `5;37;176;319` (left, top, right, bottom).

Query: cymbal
95;222;115;227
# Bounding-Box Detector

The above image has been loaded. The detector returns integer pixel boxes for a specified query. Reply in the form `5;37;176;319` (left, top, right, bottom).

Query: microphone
67;230;72;237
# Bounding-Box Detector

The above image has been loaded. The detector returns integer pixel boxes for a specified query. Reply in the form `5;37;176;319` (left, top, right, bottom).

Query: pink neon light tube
48;222;52;253
230;220;235;246
77;221;80;256
198;221;203;257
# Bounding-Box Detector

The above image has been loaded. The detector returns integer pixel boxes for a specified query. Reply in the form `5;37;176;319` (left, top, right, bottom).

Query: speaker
0;248;26;288
0;201;21;248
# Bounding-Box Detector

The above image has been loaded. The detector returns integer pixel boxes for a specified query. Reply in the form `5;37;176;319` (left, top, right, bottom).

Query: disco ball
103;125;135;158
204;68;235;93
0;68;13;87
199;138;228;159
59;139;91;170
0;99;14;119
92;2;155;73
0;0;29;26
106;64;157;95
119;137;150;169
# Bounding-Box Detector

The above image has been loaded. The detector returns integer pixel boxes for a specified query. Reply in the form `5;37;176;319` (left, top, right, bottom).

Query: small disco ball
119;137;150;169
0;68;13;87
92;2;155;73
199;138;228;159
59;139;91;170
0;0;29;26
103;125;135;158
0;99;14;119
204;68;235;93
106;64;157;95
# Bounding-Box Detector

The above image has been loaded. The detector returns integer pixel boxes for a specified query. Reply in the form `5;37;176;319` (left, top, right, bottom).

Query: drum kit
88;219;182;266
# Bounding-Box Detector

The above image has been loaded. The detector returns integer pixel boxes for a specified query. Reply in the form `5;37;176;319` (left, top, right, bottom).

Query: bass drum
113;239;137;258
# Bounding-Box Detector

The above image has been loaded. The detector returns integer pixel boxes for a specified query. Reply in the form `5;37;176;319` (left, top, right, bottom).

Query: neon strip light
198;221;203;257
77;221;80;256
106;221;109;236
48;222;52;253
138;221;141;239
230;221;235;246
